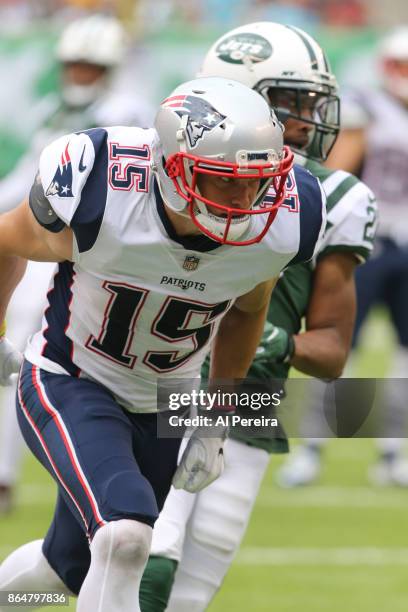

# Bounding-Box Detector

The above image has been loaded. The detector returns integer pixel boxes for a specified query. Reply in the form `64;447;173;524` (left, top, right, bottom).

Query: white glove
172;426;227;493
0;337;23;386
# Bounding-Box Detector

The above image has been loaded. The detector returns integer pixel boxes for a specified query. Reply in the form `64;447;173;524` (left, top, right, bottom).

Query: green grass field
2;310;408;612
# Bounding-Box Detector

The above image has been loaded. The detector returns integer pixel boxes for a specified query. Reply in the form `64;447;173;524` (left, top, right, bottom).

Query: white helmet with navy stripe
153;76;293;246
57;15;127;108
57;14;126;67
199;22;340;161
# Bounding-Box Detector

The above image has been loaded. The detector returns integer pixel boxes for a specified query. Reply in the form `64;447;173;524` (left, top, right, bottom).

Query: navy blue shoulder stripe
72;128;108;253
289;165;324;266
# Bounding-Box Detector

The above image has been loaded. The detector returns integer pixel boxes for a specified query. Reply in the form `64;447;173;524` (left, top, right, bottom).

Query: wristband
279;333;295;364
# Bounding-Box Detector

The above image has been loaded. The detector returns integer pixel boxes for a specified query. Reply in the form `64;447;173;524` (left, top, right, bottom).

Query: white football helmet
57;14;126;107
154;77;293;246
379;27;408;103
199;22;340;161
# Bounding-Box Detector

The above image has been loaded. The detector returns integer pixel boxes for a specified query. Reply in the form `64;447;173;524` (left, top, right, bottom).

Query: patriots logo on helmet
162;95;226;149
46;142;74;198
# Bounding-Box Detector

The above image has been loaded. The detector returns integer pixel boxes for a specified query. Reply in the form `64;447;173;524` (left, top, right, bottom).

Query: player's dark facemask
255;82;340;162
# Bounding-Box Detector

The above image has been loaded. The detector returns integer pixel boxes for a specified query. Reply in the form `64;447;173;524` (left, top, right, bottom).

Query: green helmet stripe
285;25;319;71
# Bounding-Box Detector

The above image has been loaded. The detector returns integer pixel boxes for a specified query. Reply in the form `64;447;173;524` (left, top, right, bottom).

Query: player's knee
191;515;237;556
103;469;158;524
92;520;152;569
190;490;249;557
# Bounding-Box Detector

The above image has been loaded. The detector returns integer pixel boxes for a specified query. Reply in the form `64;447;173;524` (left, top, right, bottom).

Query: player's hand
256;321;295;364
0;337;23;385
172;425;227;493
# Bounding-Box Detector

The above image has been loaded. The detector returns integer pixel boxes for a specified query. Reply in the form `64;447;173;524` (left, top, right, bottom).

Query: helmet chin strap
186;163;251;242
194;208;250;242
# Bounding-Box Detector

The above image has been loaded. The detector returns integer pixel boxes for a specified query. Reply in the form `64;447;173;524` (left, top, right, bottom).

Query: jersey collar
153;179;221;253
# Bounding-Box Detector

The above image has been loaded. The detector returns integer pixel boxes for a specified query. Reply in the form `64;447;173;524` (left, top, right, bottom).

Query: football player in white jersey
0;13;154;514
139;23;377;612
0;76;326;612
283;26;408;486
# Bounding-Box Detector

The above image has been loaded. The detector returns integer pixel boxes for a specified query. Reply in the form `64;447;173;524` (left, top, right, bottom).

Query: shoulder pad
38;128;107;226
319;179;377;262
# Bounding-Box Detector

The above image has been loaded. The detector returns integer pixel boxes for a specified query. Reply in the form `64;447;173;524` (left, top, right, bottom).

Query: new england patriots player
0;76;325;612
139;24;377;612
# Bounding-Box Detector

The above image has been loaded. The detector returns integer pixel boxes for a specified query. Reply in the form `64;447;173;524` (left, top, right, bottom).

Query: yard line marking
237;547;408;565
258;486;408;508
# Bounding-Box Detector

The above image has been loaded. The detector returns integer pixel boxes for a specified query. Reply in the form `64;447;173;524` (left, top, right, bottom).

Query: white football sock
0;539;72;611
77;519;152;612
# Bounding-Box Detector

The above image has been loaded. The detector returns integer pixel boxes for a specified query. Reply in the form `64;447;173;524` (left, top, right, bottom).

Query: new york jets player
281;26;408;487
0;76;326;612
0;13;154;515
139;23;377;612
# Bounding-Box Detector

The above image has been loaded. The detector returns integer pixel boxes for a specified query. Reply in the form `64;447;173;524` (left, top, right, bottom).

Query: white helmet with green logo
199;22;340;161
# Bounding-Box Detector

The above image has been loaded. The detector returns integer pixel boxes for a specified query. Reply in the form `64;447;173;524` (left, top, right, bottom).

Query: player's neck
163;203;201;237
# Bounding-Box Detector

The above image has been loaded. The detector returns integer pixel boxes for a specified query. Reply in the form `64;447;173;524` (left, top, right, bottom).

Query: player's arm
291;252;357;379
0;199;73;322
209;277;278;380
173;277;277;494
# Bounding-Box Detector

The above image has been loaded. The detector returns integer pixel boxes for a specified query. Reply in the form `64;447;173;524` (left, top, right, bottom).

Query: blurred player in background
139;22;377;612
279;26;408;487
0;12;154;514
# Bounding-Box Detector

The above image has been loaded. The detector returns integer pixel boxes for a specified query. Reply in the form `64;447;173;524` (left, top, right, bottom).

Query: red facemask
165;145;294;245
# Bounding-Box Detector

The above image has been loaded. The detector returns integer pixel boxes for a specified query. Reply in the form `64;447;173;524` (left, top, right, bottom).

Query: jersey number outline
363;204;377;243
262;172;299;213
86;283;231;373
109;143;150;192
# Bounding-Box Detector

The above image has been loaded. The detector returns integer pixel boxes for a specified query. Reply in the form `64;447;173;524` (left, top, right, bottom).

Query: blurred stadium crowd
0;0;404;31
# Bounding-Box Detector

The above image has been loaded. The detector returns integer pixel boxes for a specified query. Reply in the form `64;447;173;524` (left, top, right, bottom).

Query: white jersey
25;127;325;412
341;88;408;243
303;160;377;263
